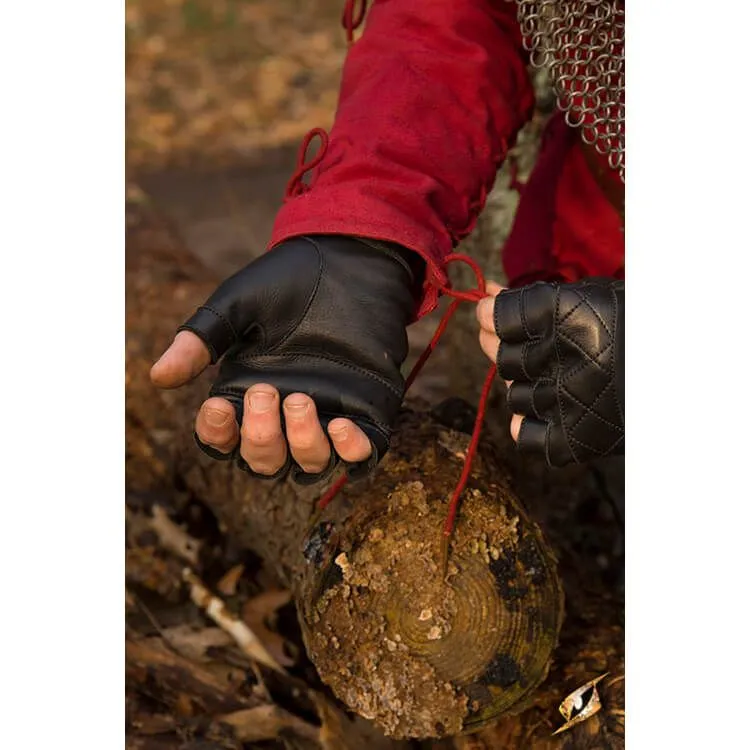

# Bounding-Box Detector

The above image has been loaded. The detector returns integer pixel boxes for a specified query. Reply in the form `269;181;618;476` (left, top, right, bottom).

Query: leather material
494;278;624;467
179;235;417;482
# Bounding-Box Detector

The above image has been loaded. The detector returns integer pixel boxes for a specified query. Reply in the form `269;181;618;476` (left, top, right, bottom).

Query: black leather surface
494;278;625;467
178;235;417;482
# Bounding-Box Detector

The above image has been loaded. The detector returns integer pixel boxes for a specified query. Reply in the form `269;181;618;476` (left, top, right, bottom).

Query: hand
151;235;418;484
475;281;524;440
476;278;624;467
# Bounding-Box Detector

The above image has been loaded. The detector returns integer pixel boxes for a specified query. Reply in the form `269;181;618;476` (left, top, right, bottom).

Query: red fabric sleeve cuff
269;199;448;319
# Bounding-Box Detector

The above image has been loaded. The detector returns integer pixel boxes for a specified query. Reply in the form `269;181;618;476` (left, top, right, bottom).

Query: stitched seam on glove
531;380;544;420
498;287;524;341
557;288;614;342
557;331;613;375
232;349;403;401
559;382;624;434
357;237;415;283
265;237;324;354
544;421;554;466
520;340;541;381
199;305;239;344
529;378;556;421
552;284;579;463
520;286;533;340
569;432;624;457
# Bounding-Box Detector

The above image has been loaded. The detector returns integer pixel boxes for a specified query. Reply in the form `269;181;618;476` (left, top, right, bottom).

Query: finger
517;419;574;467
497;338;555;382
284;394;332;474
507;381;556;419
195;396;240;454
510;413;524;442
494;284;555;343
476;297;495;332
479;329;499;364
327;418;373;463
476;281;504;332
238;385;287;475
151;330;212;389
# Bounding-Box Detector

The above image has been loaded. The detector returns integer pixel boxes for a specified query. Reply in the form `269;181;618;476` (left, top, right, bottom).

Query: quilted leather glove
494;278;624;467
178;235;419;483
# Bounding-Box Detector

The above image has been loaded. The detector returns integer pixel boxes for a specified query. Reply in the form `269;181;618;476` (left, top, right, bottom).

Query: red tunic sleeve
269;0;535;317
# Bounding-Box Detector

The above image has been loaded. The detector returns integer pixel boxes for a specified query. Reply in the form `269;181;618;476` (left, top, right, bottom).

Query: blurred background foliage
126;0;349;170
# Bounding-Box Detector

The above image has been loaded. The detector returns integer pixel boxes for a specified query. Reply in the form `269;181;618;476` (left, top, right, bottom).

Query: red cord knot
317;253;498;566
341;0;369;45
284;127;330;202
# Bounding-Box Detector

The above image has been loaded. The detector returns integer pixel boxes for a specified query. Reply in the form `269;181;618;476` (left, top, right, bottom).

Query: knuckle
242;425;282;447
248;461;282;476
198;425;234;448
288;433;320;452
339;445;370;464
239;444;284;475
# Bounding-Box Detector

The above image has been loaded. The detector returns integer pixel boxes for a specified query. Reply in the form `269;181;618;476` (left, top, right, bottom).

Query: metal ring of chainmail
508;0;625;183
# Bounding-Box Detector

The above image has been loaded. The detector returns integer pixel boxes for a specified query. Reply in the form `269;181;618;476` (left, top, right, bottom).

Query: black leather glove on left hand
494;278;625;467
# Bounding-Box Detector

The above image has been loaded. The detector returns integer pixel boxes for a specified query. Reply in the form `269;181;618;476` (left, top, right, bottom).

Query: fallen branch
182;567;285;674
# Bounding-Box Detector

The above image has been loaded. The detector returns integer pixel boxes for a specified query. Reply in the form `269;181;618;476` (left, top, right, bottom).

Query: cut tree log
126;196;624;748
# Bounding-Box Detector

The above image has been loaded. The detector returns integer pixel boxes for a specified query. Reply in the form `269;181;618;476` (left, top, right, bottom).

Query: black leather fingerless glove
179;235;419;483
494;278;624;467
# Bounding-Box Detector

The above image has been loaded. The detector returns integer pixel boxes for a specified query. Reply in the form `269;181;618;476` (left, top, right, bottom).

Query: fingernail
249;391;275;413
205;408;231;427
329;423;348;439
285;399;310;420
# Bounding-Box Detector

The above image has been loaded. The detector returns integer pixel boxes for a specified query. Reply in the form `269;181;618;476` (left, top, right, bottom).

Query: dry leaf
242;589;296;668
150;505;201;566
216;563;245;596
161;625;234;661
552;672;609;736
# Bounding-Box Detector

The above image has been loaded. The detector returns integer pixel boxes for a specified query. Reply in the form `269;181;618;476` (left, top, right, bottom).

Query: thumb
150;330;212;389
485;280;505;297
476;280;506;332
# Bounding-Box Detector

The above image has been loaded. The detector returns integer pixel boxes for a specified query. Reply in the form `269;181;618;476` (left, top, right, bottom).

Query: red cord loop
284;128;330;202
317;253;497;551
440;253;487;300
341;0;369;44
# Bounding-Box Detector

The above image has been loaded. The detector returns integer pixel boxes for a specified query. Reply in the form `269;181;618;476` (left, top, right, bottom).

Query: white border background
0;0;125;745
1;0;749;747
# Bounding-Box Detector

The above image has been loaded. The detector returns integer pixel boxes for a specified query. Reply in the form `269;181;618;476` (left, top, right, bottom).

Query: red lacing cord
341;0;369;45
284;128;330;202
317;253;497;570
284;126;498;567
